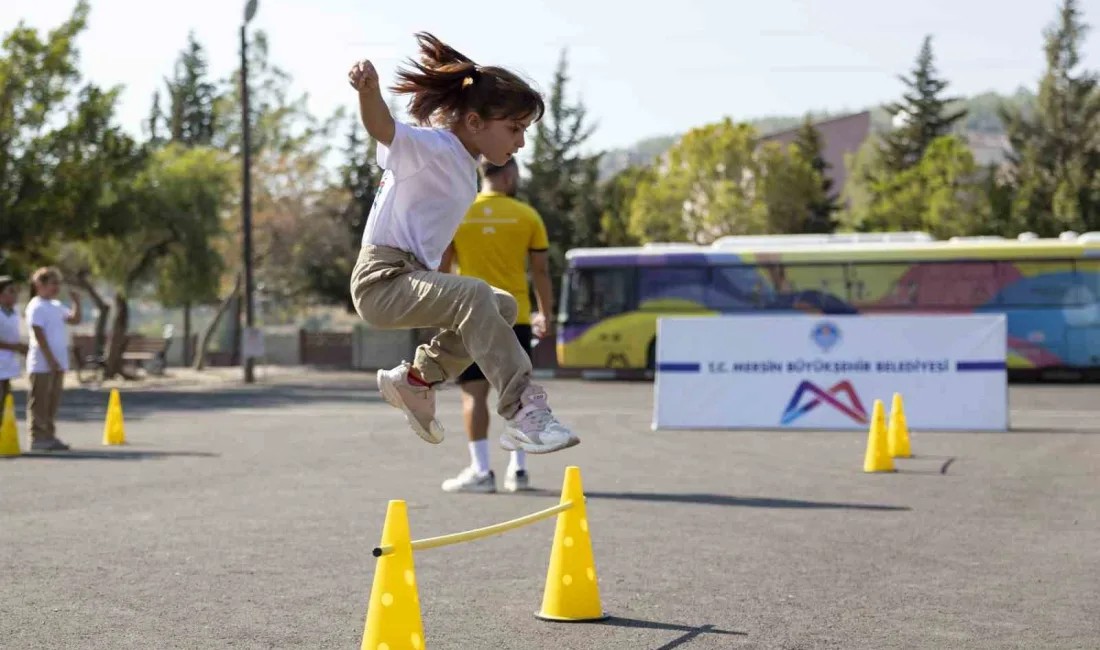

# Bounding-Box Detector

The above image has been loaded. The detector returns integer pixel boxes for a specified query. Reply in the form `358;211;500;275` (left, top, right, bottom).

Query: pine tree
880;35;967;172
792;116;839;233
520;51;602;297
1000;0;1100;234
162;32;219;147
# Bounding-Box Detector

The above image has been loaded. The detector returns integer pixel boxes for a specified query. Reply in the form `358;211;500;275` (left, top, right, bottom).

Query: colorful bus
555;231;1100;379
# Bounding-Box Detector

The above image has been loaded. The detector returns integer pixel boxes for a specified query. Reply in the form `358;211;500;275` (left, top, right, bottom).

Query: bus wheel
646;338;657;371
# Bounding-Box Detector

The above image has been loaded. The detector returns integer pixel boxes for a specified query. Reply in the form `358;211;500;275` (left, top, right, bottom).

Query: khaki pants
27;371;64;442
350;245;532;419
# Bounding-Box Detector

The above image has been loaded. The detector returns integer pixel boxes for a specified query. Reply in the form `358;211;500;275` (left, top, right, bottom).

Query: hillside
596;88;1037;179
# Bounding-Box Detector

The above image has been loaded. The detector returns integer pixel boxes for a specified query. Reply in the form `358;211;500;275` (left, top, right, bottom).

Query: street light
240;0;258;383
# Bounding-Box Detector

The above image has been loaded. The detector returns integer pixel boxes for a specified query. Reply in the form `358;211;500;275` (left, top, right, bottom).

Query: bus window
707;266;768;310
564;267;634;324
996;260;1082;306
912;262;1001;308
638;267;708;308
846;263;916;309
775;264;849;302
1075;260;1100;303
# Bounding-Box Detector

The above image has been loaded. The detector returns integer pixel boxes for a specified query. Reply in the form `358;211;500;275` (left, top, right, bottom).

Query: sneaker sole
377;369;444;444
498;432;580;455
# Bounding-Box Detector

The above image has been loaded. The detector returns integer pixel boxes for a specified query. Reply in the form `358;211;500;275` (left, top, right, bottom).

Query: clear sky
4;0;1100;155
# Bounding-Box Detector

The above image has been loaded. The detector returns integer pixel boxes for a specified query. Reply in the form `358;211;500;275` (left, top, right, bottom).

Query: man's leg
503;325;532;491
441;370;496;493
47;371;67;447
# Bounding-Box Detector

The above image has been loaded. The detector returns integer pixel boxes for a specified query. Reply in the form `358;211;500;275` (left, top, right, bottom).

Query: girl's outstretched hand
348;60;379;94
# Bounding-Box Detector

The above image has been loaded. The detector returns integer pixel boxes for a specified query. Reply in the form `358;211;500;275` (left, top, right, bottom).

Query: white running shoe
376;362;444;444
503;468;531;492
499;385;580;454
441;466;497;493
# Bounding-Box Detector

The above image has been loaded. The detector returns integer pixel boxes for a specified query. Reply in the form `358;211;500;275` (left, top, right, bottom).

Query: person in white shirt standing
0;276;29;407
25;267;81;452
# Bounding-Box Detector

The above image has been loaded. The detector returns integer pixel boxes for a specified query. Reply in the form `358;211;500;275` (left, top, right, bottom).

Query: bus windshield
560;267;635;324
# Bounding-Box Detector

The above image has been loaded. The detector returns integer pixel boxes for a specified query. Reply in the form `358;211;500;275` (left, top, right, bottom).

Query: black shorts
457;324;533;384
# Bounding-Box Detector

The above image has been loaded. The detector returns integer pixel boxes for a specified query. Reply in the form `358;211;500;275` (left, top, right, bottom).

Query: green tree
880;35;968;172
0;0;146;275
598;166;652;247
757;140;828;234
86;144;235;378
629;118;767;244
840;135;987;238
1000;0;1100;235
152;32;227;363
521;51;603;295
792;117;839;232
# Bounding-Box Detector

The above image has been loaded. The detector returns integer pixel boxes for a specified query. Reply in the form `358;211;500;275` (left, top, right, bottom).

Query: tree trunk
103;293;130;379
74;271;110;358
194;274;241;371
182;301;192;366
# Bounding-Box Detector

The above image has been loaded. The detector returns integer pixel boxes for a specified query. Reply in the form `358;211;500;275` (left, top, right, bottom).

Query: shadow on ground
508;489;909;511
597;616;747;649
4;382;380;424
1;449;220;461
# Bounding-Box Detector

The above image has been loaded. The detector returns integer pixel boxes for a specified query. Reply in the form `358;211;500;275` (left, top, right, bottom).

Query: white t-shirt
360;121;480;270
0;308;21;380
26;296;71;374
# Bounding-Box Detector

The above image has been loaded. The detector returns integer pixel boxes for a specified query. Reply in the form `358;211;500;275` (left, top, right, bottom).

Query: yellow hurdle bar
373;500;577;557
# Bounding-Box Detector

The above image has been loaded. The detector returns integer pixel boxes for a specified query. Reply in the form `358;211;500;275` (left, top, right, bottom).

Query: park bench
120;335;170;375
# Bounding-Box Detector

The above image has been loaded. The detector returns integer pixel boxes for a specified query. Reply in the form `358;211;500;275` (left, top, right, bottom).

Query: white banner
653;314;1007;431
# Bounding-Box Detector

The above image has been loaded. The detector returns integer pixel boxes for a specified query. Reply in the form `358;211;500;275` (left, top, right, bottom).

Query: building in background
759;111;873;204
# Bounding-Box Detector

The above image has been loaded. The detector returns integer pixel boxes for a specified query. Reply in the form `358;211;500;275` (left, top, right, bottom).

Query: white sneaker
499;385;580;454
503;469;531;492
441;466;497;493
376;362;444;444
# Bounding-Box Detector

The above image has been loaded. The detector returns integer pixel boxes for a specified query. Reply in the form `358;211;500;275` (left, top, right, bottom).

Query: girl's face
464;112;534;166
0;284;17;308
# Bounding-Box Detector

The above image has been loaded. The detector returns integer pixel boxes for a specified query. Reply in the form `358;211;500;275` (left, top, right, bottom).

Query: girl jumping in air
347;33;580;455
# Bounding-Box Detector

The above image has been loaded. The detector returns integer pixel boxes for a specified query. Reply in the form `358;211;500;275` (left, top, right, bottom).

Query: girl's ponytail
390;32;544;128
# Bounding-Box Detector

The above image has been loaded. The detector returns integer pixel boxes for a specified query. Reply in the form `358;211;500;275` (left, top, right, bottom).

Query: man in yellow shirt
438;157;554;494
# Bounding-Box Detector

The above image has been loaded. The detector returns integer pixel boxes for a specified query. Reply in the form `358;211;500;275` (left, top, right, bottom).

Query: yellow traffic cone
863;399;895;473
0;393;21;457
888;392;912;458
536;466;608;622
102;388;126;446
360;500;425;650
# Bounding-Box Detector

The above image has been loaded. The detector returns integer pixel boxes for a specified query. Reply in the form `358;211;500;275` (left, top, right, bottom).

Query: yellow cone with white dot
536;466;607;622
361;500;426;650
0;393;21;457
102;388;126;446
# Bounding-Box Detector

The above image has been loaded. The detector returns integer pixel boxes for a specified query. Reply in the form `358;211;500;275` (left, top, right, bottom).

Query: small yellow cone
888;393;912;458
863;399;895;473
102;388;126;446
0;393;21;457
536;466;608;622
361;500;426;650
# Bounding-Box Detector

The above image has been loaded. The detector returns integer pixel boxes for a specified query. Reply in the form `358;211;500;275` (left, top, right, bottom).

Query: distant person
25;267;81;452
438;157;554;493
0;276;28;407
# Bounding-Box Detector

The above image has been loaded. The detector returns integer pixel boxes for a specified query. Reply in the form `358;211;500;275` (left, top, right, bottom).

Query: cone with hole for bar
536;466;608;622
361;500;425;650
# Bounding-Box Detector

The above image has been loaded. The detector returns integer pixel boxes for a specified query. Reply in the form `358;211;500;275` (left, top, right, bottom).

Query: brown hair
391;32;545;128
31;267;61;287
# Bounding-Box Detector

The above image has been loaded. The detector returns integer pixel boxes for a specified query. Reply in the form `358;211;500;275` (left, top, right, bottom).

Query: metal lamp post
240;0;258;383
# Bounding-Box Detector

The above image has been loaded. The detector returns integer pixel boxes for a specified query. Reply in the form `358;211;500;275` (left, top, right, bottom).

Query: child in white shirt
347;32;580;455
0;276;28;407
25;267;81;452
